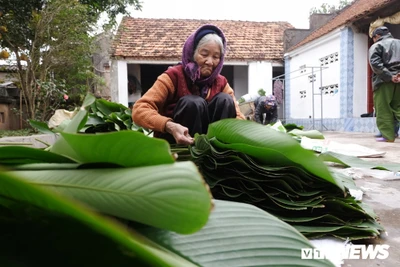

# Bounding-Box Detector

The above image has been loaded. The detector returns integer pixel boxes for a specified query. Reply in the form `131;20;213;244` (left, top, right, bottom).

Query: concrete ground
321;131;400;267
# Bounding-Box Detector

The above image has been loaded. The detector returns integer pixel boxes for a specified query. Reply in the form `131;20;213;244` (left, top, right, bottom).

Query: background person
132;24;245;145
254;94;278;125
368;26;400;142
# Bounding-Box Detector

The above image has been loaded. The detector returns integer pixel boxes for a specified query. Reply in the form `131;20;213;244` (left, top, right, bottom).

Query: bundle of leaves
189;119;384;240
30;97;146;134
83;98;143;132
0;94;335;267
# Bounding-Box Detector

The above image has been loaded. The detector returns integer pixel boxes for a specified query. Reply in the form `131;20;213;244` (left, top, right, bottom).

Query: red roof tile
288;0;396;51
111;18;293;62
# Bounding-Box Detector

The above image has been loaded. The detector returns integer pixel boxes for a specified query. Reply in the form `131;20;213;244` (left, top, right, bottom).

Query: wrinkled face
194;41;221;78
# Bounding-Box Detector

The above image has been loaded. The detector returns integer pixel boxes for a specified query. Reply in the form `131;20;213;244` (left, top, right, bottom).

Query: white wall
248;62;273;95
353;32;369;117
286;30;341;119
110;60;128;106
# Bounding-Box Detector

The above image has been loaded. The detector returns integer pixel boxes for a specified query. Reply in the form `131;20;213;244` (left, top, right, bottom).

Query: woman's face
194;41;221;78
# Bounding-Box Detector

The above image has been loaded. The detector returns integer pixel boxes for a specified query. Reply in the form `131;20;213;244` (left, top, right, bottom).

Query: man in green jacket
369;26;400;142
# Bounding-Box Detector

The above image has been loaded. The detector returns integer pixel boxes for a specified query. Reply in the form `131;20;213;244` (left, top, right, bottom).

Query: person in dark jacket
368;26;400;142
254;95;278;125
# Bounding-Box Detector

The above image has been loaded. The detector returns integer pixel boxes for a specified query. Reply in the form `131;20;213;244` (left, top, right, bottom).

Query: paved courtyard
321;131;400;267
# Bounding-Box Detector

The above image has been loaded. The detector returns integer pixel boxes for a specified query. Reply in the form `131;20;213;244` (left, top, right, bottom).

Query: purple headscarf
181;24;226;97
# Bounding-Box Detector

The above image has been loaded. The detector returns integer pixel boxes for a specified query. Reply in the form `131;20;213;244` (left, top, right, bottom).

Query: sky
123;0;347;29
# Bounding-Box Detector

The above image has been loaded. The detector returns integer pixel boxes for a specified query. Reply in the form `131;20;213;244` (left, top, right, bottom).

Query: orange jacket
132;70;245;133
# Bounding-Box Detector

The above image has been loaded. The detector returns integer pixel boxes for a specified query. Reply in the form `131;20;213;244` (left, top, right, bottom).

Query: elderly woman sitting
132;24;244;145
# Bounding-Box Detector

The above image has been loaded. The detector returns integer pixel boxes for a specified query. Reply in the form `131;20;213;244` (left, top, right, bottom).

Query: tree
0;0;142;122
310;0;353;14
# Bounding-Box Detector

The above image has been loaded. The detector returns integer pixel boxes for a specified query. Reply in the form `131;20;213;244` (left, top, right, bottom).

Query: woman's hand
165;121;194;145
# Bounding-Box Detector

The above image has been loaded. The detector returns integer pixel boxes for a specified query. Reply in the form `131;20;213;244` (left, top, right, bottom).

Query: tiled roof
111;18;293;62
288;0;396;52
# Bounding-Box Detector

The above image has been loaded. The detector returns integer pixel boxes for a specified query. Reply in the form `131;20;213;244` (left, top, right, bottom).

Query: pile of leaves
83;98;145;133
29;96;385;241
190;119;384;240
30;97;147;134
0;94;334;266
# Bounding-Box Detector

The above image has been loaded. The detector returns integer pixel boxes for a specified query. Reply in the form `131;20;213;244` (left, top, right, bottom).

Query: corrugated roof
288;0;395;52
111;18;293;62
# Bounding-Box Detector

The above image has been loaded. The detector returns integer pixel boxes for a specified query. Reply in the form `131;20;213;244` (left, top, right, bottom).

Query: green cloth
373;82;400;140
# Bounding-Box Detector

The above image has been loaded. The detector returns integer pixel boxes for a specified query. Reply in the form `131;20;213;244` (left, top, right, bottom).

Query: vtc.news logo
301;244;390;260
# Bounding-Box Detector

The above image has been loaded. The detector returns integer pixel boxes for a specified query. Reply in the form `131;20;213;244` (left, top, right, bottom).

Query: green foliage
0;167;333;266
0;93;334;266
310;0;353;14
30;96;147;134
0;0;142;122
0;170;197;267
140;200;335;267
84;98;146;132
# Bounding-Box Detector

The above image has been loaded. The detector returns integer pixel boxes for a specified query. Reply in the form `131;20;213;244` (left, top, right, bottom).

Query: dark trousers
160;93;236;143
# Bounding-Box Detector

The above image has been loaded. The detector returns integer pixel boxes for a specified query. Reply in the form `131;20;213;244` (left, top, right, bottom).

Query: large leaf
0;146;76;165
63;93;96;133
48;93;96;159
288;129;325;139
0;169;197;267
139;200;335;267
10;161;212;234
95;98;128;116
51;131;175;167
28;120;55;135
206;119;343;190
83;98;136;133
320;151;400;172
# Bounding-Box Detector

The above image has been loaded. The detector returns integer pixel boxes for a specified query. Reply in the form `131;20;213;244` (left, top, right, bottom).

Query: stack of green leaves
190;119;384;240
29;97;147;134
83;98;144;132
0;94;336;266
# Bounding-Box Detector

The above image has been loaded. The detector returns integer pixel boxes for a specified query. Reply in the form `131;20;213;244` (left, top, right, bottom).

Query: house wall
248;62;273;95
352;31;369;117
0;98;26;130
284;27;376;133
110;60;129;107
285;29;341;120
0;103;9;130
